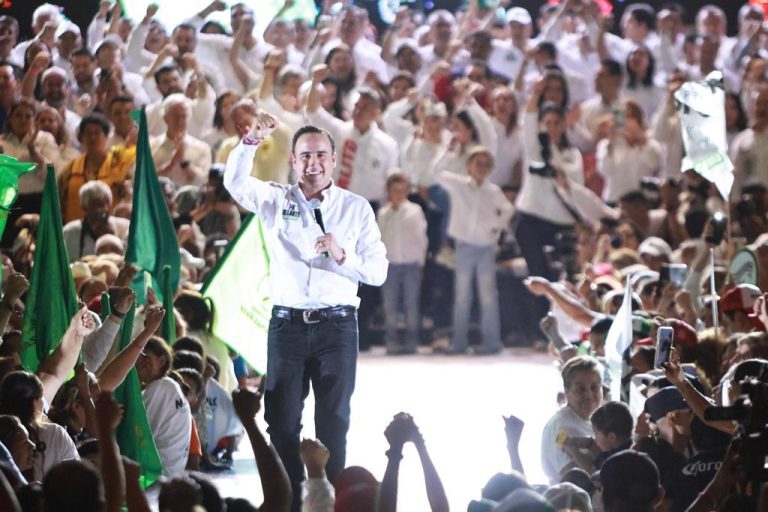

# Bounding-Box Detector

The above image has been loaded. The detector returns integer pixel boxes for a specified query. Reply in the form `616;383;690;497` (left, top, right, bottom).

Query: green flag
125;108;180;305
113;303;164;489
0;154;36;242
201;215;271;372
160;265;176;343
99;291;111;322
20;166;78;373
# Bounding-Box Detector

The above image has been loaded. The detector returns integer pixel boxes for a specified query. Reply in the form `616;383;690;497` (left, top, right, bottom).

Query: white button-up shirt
437;172;514;247
306;108;399;203
150;133;211;187
224;142;388;308
377;201;428;266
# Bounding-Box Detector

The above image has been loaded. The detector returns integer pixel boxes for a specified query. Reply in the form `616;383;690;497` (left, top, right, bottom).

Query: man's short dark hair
626;4;656;31
44;460;104;512
601;450;660;512
173;23;197;35
590;401;633;442
71;47;95;61
536;41;557;60
78;112;111;139
109;94;134;110
601;59;624;78
386;171;409;189
173;335;205;356
154;63;181;85
291;125;335;154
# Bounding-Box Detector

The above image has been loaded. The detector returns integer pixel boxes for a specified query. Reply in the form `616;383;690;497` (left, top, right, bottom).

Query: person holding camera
517;77;585;282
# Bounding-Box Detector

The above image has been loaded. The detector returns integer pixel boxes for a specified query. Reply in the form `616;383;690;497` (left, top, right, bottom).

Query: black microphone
309;199;328;257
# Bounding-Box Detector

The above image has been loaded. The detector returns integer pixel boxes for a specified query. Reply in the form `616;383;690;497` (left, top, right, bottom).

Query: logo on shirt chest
175;398;184;410
282;202;300;220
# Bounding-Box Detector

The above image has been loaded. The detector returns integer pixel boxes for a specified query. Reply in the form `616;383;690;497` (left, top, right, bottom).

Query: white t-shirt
541;405;594;484
205;378;243;454
143;377;192;477
33;421;80;481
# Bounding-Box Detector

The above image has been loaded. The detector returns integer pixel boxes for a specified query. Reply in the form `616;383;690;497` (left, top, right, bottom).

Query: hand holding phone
655;326;674;368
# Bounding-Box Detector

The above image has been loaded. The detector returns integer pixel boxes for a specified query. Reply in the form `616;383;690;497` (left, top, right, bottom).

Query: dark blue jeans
264;312;358;512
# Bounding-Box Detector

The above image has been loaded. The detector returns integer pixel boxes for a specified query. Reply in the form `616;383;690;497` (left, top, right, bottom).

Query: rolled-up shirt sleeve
224;140;283;224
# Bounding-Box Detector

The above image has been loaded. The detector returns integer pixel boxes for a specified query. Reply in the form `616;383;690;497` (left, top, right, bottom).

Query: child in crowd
437;147;514;354
377;172;428;355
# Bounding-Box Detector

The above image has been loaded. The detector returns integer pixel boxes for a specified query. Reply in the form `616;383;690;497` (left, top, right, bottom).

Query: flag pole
710;247;718;333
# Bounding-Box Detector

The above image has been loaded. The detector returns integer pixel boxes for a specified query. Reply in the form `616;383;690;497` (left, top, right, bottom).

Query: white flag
604;283;633;401
674;71;734;200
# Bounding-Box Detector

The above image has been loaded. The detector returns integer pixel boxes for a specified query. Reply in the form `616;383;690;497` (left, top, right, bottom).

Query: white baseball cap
506;7;532;25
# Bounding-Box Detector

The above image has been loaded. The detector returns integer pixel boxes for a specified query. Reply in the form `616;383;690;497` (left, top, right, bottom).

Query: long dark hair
213;91;239;130
174;292;213;333
626;47;655;89
0;371;43;427
726;92;747;132
538;101;570;150
455;110;480;143
537;68;570;111
325;45;356;96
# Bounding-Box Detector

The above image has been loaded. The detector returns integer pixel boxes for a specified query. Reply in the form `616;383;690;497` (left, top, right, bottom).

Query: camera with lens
704;369;768;499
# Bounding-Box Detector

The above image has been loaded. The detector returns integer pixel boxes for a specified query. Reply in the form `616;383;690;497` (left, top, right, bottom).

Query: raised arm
524;277;599;327
37;307;96;405
95;391;127;512
98;306;165;392
233;388;292;512
264;0;293;46
377;413;410;512
300;439;334;512
223;112;282;214
412;420;449;512
0;273;28;335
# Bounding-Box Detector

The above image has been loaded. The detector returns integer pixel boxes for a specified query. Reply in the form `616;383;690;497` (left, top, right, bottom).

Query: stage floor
207;346;563;510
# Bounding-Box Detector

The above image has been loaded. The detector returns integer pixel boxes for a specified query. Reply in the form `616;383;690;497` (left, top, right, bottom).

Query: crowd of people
0;0;766;510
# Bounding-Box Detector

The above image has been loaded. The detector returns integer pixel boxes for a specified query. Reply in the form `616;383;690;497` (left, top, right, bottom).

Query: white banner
674;71;734;200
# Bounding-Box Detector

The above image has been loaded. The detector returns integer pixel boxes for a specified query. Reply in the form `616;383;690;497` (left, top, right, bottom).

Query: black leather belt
272;305;356;324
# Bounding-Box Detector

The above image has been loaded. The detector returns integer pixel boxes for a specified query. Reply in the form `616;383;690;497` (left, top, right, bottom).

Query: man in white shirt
541;356;603;484
52;21;81;79
571;59;624;154
185;1;272;93
378;172;428;355
307;65;398;208
224;115;388;512
488;7;532;83
106;95;137;150
150;94;211;187
40;66;81;148
11;3;61;67
145;62;213;140
62;181;130;262
731;86;768;198
93;36;151;107
437;147;513;355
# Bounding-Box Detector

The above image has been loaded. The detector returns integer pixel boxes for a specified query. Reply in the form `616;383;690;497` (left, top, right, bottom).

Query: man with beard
70;48;97;99
40;66;81;148
224;114;388;512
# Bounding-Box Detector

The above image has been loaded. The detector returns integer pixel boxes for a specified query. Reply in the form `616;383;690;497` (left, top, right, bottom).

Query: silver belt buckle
302;309;321;324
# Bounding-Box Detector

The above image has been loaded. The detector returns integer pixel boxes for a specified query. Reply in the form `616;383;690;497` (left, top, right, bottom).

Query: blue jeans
264;312;358;512
381;263;423;350
451;242;502;351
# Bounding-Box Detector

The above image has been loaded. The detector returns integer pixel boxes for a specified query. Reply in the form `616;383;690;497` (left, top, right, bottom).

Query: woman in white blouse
517;77;585;281
489;86;525;188
597;99;662;204
623;46;664;123
0;100;59;245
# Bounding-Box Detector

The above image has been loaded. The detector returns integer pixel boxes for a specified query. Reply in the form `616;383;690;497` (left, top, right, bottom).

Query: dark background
3;1;747;43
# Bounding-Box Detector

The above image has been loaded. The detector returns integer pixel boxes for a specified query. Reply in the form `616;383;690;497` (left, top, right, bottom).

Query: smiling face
136;349;167;385
292;132;337;196
566;370;603;420
6;422;35;471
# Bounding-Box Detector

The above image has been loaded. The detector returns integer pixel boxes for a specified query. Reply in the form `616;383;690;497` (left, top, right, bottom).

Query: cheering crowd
0;0;767;510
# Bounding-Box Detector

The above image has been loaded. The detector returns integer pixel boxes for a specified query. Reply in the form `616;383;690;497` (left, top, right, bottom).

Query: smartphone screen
655;326;674;368
668;264;688;287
